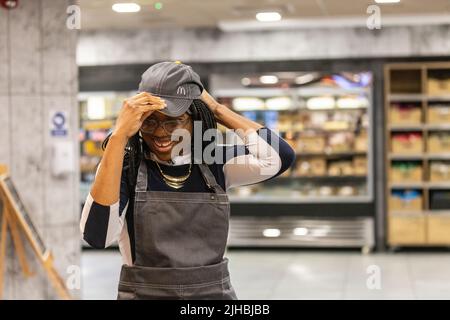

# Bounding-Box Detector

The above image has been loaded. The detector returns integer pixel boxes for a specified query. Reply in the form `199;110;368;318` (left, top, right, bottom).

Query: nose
152;122;166;136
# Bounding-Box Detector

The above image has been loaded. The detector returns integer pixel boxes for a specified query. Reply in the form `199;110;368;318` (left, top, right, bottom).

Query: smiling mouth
152;137;175;153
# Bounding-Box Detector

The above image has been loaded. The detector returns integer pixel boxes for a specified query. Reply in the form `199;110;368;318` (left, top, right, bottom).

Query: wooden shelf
388;94;424;101
388;153;425;160
385;62;450;247
388;182;450;189
388;124;423;131
389;183;424;189
298;151;367;158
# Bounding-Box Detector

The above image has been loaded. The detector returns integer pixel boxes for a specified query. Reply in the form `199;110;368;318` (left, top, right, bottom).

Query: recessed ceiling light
259;75;279;84
375;0;400;3
112;3;141;13
256;12;282;22
241;77;251;86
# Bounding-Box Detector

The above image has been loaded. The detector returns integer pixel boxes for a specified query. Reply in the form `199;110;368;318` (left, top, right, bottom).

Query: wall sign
49;111;68;137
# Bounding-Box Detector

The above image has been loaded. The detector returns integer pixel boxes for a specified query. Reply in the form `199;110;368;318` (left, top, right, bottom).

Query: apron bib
117;160;237;300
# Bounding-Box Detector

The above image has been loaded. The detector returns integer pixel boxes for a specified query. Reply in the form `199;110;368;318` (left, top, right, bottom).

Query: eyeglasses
140;116;190;134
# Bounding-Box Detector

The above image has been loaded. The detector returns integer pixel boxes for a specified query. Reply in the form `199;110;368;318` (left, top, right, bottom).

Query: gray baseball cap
138;61;204;117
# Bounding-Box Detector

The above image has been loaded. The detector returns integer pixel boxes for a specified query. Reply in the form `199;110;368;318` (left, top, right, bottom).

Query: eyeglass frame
140;114;191;135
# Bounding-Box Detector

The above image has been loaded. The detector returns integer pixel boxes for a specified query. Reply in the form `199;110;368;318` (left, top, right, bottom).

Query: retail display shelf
388;94;425;102
385;62;450;247
426;210;450;215
388;154;425;160
427;95;450;101
388;125;423;131
388;94;450;102
425;124;450;131
228;195;373;203
388;124;450;131
299;151;367;158
389;183;424;189
389;153;450;160
389;211;425;216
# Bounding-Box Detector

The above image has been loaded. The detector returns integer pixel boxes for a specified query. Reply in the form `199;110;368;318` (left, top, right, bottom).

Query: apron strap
198;163;225;194
135;160;148;192
135;159;225;194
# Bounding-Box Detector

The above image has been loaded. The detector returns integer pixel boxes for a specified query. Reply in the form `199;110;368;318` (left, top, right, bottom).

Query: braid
189;99;217;163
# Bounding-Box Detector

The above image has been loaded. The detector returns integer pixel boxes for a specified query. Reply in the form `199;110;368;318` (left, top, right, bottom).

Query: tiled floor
81;249;450;300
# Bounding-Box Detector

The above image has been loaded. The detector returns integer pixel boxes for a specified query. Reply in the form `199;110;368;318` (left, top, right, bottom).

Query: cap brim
156;97;193;117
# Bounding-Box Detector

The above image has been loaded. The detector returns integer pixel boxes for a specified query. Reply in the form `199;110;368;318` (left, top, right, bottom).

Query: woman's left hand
200;89;263;132
200;90;221;115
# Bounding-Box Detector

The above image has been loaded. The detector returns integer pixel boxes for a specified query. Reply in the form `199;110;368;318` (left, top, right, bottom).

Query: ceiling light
112;3;141;13
259;75;278;84
263;228;281;237
375;0;400;3
256;12;282;22
241;77;251;86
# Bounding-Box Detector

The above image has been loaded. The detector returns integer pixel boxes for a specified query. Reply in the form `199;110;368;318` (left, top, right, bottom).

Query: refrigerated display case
211;71;375;250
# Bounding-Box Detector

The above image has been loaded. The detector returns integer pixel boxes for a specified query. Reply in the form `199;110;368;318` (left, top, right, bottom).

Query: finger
131;92;151;100
134;95;165;106
135;103;166;113
140;110;153;122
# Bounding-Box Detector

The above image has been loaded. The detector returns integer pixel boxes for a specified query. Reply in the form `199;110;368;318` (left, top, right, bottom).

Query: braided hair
101;98;217;202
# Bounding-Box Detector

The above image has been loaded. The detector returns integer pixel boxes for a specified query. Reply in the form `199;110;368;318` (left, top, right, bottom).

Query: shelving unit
385;62;450;247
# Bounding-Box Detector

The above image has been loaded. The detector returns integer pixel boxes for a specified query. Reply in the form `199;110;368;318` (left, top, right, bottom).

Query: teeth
155;140;171;148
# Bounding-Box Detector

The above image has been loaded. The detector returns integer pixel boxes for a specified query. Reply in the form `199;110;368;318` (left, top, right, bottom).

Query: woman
80;61;295;300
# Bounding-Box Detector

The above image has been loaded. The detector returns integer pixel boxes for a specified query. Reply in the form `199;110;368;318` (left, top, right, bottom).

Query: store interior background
1;0;450;299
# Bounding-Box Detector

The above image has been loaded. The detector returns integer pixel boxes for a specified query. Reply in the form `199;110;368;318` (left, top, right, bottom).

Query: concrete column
0;0;80;299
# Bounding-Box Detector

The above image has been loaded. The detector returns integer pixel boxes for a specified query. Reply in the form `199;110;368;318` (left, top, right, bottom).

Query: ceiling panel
77;0;450;30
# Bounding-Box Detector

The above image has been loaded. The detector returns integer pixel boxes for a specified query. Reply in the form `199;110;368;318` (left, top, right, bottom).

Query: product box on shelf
428;78;450;96
328;161;353;176
427;105;450;124
391;132;423;154
390;162;423;182
389;214;426;244
353;156;367;176
428;132;450;153
296;135;326;153
389;189;422;212
428;214;450;244
430;161;450;182
354;131;368;152
390;104;422;125
295;157;326;176
328;132;354;153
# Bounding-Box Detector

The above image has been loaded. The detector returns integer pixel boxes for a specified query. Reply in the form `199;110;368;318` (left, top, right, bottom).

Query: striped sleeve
222;127;296;190
80;167;130;249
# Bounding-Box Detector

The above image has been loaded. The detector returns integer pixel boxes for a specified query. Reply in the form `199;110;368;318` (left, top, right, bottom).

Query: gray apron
117;160;238;300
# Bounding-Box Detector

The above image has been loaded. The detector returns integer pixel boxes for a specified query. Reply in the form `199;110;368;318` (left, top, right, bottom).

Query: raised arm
91;92;165;206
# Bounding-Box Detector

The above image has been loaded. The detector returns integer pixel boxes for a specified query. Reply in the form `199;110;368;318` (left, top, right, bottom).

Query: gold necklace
155;161;192;189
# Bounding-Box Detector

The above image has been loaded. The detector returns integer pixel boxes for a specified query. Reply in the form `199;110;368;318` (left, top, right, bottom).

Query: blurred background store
1;0;450;299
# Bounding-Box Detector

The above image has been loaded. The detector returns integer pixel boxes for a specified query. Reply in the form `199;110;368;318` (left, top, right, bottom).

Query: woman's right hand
114;92;166;139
